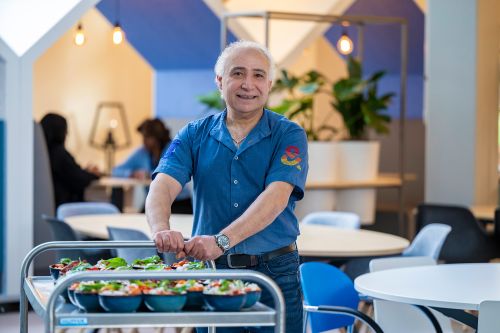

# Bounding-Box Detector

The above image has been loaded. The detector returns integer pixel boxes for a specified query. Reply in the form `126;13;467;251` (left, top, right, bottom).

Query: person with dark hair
112;118;192;213
112;119;171;180
40;113;101;208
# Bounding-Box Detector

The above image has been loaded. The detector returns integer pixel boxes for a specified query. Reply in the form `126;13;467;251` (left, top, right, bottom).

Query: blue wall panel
155;69;217;119
0;121;4;292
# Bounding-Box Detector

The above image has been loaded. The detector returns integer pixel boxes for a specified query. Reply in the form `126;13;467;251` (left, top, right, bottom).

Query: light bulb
74;24;85;46
112;24;124;45
109;119;118;129
337;33;353;55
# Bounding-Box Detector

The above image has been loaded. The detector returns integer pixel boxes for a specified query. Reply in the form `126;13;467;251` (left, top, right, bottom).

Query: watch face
218;234;230;250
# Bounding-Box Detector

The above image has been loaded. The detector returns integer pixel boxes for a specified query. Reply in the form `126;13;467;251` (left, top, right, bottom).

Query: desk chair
301;211;361;229
300;262;384;333
344;223;450;281
107;226;158;263
402;223;451;260
416;204;500;263
57;202;120;220
369;256;453;333
42;215;111;263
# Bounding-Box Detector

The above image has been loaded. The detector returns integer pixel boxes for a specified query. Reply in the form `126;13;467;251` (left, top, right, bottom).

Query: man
146;40;308;333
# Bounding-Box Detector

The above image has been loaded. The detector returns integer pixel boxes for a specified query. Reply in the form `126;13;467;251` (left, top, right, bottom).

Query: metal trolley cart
20;241;285;333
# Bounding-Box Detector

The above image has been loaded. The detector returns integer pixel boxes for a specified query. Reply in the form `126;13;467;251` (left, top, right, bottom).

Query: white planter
298;140;381;225
307;141;338;183
336;141;380;224
295;141;338;220
337;141;380;181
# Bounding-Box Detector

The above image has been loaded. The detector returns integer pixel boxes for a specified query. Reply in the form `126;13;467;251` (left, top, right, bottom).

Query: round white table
355;263;500;311
296;224;409;258
355;263;500;330
65;214;409;258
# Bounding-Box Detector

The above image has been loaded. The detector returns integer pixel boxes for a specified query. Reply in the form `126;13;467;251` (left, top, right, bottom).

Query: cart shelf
20;241;285;333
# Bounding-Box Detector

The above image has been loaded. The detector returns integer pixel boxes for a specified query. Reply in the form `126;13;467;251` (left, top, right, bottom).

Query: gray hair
214;40;275;82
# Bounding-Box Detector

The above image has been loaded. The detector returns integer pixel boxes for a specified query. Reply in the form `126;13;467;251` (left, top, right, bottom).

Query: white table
355;263;500;329
66;214;409;258
92;177;151;189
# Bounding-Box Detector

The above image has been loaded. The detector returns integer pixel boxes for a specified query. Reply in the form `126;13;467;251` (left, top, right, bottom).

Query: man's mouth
236;94;257;100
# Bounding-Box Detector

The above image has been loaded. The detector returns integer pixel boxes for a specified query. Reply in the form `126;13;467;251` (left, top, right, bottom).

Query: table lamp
89;102;131;174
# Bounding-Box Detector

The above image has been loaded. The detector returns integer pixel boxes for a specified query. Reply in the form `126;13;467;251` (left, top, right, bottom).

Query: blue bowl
185;291;204;309
243;291;261;308
49;265;63;281
143;294;187;312
203;294;246;312
99;294;143;313
74;292;102;312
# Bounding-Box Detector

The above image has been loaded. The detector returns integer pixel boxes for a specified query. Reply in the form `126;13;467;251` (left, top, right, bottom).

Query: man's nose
241;76;254;89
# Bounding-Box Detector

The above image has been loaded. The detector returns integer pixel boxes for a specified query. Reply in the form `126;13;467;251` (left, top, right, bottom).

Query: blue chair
300;262;383;333
302;211;361;229
57;202;120;220
402;223;451;259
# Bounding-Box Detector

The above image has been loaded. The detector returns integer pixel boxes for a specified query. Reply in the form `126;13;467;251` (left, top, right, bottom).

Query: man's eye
255;73;265;78
232;72;243;77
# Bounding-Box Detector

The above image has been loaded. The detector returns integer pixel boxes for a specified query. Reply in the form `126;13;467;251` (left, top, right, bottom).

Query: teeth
238;95;256;99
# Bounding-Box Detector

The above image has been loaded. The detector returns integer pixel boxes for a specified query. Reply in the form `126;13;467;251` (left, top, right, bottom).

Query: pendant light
336;30;353;55
74;23;86;46
112;0;125;45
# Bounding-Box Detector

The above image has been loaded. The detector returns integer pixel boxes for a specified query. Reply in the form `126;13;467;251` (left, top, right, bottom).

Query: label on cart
59;318;88;326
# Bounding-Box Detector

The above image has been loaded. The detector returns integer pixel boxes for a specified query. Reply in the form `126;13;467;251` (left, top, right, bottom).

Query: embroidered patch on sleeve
163;139;181;159
280;145;302;170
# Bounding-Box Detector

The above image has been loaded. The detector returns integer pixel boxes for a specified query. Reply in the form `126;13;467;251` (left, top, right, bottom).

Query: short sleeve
152;125;193;187
265;125;308;201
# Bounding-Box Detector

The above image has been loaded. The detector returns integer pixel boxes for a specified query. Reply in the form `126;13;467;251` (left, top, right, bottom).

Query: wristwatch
214;233;230;253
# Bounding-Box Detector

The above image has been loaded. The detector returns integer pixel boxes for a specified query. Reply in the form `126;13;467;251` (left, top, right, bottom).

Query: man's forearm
222;181;293;247
145;178;174;234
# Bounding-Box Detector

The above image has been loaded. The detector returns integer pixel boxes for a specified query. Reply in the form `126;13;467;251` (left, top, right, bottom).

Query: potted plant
331;56;394;183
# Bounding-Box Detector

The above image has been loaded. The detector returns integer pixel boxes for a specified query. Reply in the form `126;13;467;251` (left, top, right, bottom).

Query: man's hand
184;235;224;261
152;230;186;258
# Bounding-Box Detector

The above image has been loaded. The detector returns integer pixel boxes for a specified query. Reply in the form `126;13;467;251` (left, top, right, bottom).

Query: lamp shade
89;102;131;174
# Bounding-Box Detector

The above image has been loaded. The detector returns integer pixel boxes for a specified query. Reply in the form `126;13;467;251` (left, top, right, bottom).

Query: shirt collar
209;109;272;154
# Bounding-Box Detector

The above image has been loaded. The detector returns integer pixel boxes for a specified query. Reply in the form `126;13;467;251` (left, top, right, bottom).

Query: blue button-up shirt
153;109;308;254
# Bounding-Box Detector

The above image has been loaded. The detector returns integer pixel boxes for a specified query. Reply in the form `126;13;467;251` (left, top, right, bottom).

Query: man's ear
216;75;223;90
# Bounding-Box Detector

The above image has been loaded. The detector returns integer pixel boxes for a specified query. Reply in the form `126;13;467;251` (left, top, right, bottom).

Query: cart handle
46;269;285;333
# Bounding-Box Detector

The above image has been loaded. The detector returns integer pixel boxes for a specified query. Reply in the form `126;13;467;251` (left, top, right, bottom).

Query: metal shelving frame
220;11;408;234
20;241;285;333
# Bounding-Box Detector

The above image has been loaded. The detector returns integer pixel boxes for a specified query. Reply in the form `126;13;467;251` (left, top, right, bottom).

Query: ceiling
96;0;423;74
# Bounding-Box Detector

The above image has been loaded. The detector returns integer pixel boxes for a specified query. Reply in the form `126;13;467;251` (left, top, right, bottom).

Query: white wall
425;0;499;205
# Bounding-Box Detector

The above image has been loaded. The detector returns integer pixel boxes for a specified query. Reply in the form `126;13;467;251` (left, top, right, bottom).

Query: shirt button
234;203;239;208
233;179;238;184
234;156;239;160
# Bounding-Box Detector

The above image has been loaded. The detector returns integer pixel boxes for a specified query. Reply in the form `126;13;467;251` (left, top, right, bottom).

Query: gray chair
107;226;158;263
43;215;110;263
57;202;120;220
33;122;56;273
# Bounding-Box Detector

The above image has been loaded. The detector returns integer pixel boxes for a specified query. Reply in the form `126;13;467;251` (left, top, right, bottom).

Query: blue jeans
197;250;303;333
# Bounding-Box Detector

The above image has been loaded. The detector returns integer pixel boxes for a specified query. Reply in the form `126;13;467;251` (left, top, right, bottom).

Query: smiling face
216;47;272;117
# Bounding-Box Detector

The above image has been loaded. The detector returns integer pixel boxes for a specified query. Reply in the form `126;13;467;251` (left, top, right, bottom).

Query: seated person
40;113;102;208
112;118;192;213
